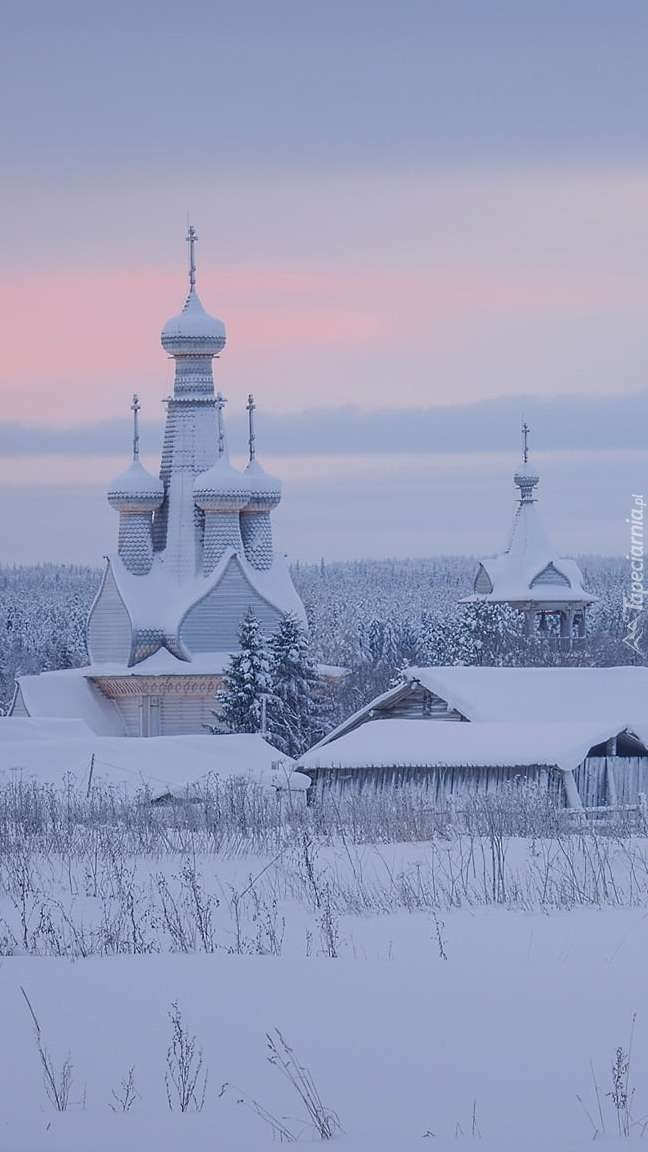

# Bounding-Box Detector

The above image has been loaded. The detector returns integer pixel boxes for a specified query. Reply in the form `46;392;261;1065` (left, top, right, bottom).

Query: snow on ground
3;838;648;1150
0;729;308;795
2;909;648;1150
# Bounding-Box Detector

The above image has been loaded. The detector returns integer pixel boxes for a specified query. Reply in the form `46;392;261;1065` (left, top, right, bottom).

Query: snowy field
1;783;648;1149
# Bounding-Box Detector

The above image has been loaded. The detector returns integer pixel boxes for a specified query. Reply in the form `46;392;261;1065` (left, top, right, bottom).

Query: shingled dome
161;287;226;356
107;458;164;509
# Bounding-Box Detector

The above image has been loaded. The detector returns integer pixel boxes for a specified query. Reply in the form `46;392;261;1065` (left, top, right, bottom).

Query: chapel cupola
107;394;164;575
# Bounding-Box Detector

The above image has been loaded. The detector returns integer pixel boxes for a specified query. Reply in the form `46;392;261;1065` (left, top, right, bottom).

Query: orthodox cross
131;393;141;461
522;420;530;465
186;224;198;292
246;393;256;462
216;391;226;457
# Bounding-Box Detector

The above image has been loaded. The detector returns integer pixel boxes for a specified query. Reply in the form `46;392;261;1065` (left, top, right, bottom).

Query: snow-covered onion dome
239;395;281;570
107;459;165;509
193;393;251;574
108;396;163;576
161;286;226;358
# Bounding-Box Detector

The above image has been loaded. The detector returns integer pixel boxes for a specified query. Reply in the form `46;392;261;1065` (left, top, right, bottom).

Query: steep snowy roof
463;500;592;605
300;718;633;774
0;732;309;795
461;456;593;606
14;669;125;735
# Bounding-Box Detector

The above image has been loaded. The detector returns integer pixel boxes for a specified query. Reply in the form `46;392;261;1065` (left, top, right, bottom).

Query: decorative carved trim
91;674;223;698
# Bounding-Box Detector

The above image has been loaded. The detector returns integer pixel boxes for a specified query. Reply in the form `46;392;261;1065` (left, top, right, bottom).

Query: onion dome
161;287;226;357
108;458;164;511
194;456;251;511
244;457;281;510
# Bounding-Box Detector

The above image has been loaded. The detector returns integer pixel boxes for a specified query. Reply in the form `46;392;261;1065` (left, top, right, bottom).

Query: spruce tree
217;608;273;734
269;613;328;756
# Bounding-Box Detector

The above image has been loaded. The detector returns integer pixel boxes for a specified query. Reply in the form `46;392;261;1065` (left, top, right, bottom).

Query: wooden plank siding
307;763;564;805
575;757;648;807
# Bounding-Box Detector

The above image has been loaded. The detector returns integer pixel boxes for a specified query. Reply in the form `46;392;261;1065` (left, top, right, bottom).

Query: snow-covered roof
14;669;125;735
405;665;648;728
86;649;233;678
461;457;593;607
108;458;164;505
0;717;95;742
109;547;306;641
311;666;648;755
299;718;635;774
0;732;309;795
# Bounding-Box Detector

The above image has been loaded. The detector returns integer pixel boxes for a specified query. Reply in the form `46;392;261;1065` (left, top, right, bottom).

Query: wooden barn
299;666;648;809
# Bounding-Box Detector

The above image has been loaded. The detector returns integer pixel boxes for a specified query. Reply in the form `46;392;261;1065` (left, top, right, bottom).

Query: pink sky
3;239;648;426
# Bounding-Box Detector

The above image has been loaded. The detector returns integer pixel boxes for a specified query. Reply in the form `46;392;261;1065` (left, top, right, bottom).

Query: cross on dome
131;393;141;461
522;420;530;465
247;393;256;462
187;223;197;292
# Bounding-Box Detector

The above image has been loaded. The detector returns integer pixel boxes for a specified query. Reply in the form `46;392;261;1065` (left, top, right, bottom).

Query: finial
246;393;256;462
186;224;198;293
216;391;226;457
131;393;141;461
522;420;530;465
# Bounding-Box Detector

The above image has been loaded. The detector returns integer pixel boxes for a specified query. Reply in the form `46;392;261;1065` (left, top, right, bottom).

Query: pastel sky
1;0;647;561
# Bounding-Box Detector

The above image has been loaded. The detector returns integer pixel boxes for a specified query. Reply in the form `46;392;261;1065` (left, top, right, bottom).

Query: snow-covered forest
0;555;639;717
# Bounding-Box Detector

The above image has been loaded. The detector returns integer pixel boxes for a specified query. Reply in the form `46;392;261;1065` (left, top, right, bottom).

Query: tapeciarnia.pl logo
623;493;646;656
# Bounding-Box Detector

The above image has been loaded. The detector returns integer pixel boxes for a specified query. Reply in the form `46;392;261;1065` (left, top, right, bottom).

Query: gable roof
311;666;648;751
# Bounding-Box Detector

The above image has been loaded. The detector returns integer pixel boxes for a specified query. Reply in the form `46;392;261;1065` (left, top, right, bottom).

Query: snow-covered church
11;228;306;737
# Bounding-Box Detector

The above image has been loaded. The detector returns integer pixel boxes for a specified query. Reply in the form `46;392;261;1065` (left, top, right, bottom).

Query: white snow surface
107;457;164;501
407;664;648;726
0;731;308;794
161;286;226;343
299;718;623;774
109;545;307;638
1;903;648;1150
86;648;233;677
15;669;125;735
0;718;94;741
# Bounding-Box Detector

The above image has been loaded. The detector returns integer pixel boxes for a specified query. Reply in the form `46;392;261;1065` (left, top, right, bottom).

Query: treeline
0;557;641;725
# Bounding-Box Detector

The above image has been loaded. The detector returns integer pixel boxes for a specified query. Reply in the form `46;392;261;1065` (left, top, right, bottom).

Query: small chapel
460;425;595;643
11;228;306;737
